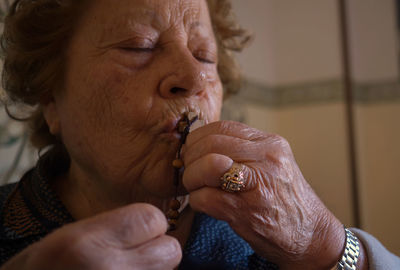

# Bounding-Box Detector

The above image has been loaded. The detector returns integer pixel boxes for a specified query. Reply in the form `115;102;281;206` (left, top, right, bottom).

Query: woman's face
48;0;223;201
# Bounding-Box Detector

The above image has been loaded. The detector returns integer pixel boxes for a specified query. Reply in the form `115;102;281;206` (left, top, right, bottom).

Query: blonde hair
1;0;251;149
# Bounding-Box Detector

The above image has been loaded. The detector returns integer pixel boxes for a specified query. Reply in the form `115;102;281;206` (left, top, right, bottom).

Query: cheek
96;70;153;127
58;62;157;151
86;65;156;131
55;64;162;180
204;79;223;122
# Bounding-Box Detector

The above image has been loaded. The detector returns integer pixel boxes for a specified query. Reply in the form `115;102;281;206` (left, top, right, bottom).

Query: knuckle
102;204;167;246
163;236;182;260
265;134;293;162
128;203;168;234
157;236;183;268
205;153;229;170
218;120;244;132
269;133;289;147
135;236;182;268
217;120;233;131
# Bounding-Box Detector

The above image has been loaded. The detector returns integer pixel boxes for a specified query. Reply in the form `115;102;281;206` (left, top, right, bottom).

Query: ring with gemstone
220;163;246;192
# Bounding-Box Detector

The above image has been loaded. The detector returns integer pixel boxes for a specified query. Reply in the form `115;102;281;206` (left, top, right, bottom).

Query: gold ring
220;163;246;192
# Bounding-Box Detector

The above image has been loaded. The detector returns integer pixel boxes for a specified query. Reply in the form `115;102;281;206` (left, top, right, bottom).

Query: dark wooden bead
172;159;184;169
168;219;178;231
167;210;180;219
169;199;181;210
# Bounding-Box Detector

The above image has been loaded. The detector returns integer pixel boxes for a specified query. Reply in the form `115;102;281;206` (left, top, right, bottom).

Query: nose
159;47;208;99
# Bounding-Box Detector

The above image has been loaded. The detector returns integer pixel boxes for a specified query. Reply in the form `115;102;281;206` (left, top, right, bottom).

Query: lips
159;109;206;138
157;119;181;143
162;117;181;134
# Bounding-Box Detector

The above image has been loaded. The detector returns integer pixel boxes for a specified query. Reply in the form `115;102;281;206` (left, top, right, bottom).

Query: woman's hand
1;204;181;270
182;121;347;270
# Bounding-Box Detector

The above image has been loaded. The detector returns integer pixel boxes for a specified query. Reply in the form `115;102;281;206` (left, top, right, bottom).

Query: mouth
158;117;183;142
161;118;180;134
158;109;207;142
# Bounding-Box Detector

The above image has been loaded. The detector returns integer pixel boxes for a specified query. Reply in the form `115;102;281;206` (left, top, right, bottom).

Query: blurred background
1;0;399;256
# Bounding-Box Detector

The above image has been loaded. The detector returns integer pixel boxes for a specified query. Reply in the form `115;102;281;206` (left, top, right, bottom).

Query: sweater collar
0;152;73;240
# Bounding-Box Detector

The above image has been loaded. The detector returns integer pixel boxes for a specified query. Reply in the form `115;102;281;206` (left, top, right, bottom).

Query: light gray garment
351;228;400;269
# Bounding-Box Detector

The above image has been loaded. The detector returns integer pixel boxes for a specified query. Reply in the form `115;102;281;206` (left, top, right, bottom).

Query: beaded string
167;114;199;231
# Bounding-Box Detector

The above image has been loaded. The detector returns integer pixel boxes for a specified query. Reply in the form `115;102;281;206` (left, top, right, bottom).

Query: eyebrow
96;6;207;47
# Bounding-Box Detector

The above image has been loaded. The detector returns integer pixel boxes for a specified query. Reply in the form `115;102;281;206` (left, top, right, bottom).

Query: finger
126;235;182;270
85;203;168;249
186;120;266;147
189;187;242;224
183;153;233;192
182;134;262;167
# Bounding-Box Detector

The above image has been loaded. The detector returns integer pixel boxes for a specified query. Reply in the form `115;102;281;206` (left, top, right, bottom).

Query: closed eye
196;57;215;64
119;47;155;53
193;50;217;64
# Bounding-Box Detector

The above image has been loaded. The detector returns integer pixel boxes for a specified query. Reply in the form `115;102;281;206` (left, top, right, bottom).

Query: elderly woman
0;0;399;269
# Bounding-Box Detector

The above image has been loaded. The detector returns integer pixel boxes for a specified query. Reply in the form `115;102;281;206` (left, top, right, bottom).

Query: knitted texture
0;152;278;269
0;168;73;266
180;213;278;270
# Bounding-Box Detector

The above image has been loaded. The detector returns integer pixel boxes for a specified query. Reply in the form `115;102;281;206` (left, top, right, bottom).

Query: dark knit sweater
0;157;277;269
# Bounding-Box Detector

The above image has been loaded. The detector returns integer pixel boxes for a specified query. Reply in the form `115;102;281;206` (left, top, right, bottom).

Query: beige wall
346;0;399;82
347;0;400;254
355;104;400;253
232;0;342;85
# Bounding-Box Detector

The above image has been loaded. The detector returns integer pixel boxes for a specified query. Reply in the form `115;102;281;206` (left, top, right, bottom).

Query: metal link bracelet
335;227;360;270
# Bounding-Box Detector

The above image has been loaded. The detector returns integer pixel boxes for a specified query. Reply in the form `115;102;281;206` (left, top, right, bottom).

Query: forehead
84;0;212;40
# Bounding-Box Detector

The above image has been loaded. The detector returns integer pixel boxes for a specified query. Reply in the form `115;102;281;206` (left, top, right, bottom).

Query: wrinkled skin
45;0;222;216
2;204;182;270
2;0;368;269
182;121;350;269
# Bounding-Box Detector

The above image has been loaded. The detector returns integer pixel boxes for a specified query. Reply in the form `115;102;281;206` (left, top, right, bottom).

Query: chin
133;128;188;199
138;155;179;198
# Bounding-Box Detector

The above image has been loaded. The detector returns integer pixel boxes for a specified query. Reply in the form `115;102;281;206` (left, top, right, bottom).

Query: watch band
336;227;360;270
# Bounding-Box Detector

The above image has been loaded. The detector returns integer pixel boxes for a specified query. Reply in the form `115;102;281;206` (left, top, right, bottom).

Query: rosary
166;112;203;231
